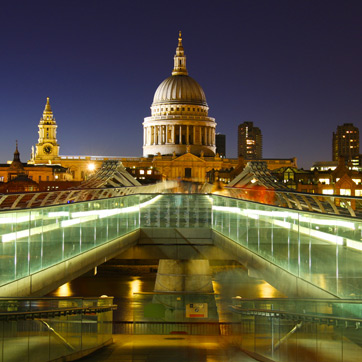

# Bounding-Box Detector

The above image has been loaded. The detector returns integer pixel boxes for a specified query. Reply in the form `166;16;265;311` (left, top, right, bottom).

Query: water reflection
48;265;285;322
128;277;142;298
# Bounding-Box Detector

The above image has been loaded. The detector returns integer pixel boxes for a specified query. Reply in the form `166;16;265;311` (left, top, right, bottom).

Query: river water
47;264;285;322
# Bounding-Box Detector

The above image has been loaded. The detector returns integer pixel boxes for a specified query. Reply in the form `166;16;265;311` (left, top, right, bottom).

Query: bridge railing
223;186;362;218
1;193;362;300
0;296;115;362
212;194;362;298
229;297;362;362
0;180;177;210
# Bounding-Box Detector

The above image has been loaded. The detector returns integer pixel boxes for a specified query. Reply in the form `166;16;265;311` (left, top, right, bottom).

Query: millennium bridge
1;162;362;362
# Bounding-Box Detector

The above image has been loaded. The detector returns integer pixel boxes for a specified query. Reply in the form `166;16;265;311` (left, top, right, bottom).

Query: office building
332;123;359;162
238;122;262;159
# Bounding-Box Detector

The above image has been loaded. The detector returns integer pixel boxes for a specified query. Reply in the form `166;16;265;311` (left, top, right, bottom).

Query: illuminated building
14;33;297;185
143;31;216;157
238;122;262;159
332;123;360;162
34;97;60;163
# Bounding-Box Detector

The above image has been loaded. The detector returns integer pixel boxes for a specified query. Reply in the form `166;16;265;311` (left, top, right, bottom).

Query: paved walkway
78;335;259;362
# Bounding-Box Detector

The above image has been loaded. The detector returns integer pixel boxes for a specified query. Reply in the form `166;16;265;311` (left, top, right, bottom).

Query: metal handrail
0;180;177;210
229;306;362;328
0;305;117;321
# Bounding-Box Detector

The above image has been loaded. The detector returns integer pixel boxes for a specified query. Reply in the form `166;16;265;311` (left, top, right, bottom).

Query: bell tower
34;97;60;163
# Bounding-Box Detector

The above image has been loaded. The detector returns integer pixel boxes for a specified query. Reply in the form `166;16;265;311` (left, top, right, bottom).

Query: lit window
147;170;152;175
340;189;351;196
322;189;334;195
352;179;361;185
355;190;362;197
319;178;330;185
139;170;145;175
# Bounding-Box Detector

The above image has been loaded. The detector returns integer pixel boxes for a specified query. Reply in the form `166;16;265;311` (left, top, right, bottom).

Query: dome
152;75;207;107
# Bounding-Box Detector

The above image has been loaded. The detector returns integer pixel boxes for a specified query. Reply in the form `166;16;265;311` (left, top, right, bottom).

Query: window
139;170;145;175
355;190;362;197
319;178;330;185
340;189;351;196
147;170;152;175
185;168;192;178
322;189;334;195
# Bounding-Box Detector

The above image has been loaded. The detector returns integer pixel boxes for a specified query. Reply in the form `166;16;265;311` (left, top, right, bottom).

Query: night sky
0;1;361;169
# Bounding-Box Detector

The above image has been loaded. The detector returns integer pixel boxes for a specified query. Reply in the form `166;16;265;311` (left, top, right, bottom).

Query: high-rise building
238;122;262;159
215;133;226;158
332;123;360;162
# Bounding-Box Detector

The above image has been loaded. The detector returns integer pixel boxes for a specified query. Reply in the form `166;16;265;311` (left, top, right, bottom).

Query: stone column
179;125;182;144
186;126;189;144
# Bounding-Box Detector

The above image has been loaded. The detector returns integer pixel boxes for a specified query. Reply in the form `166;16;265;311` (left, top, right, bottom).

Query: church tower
34;97;60;163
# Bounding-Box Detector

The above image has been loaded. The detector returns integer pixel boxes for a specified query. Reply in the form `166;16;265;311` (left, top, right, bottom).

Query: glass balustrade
212;195;362;299
0;297;114;362
0;193;362;300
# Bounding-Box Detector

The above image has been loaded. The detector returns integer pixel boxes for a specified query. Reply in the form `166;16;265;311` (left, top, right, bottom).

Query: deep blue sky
0;0;361;169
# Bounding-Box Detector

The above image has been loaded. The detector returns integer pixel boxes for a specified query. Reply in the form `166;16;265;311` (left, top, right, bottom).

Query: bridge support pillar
147;260;219;326
154;259;213;293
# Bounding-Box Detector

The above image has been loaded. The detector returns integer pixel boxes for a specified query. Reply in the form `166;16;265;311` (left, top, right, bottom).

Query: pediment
173;153;205;163
335;173;354;188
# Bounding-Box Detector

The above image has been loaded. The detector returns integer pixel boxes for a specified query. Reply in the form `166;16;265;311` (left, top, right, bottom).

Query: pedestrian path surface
78;335;259;362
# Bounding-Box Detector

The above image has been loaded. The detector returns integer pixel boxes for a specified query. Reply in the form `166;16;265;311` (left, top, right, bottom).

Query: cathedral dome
153;75;207;107
143;32;216;158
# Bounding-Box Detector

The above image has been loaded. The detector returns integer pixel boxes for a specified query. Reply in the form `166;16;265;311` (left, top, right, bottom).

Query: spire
43;97;52;114
172;30;188;76
13;140;20;162
9;140;24;171
41;97;55;124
